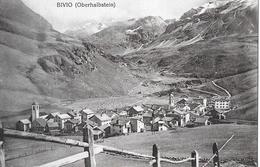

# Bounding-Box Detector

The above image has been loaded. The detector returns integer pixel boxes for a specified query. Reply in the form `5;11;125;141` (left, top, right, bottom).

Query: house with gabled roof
46;122;60;134
188;103;206;115
104;111;118;120
80;108;94;122
46;112;60;122
90;113;111;126
16;119;31;131
67;110;81;121
173;109;190;127
31;118;47;133
142;112;153;125
176;99;188;106
111;117;131;135
99;124;111;137
127;106;144;117
161;117;178;128
130;117;145;133
151;119;169;131
64;119;80;132
92;126;105;140
78;119;97;131
55;114;71;129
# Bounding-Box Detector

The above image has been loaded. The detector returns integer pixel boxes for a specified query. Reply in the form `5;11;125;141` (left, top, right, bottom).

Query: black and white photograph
0;0;258;166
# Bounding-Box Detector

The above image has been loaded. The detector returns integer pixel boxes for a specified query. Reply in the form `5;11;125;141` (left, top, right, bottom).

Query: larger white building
213;96;230;110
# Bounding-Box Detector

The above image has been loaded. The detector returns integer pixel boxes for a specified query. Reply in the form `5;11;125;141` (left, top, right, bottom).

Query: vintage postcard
0;0;258;166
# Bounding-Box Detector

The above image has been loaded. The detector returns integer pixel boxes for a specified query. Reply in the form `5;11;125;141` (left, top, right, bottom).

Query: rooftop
132;106;144;112
67;111;79;117
176;99;187;105
93;113;111;121
33;118;47;127
57;114;71;119
18;119;31;124
81;108;94;115
47;112;60;118
111;117;130;126
188;103;201;110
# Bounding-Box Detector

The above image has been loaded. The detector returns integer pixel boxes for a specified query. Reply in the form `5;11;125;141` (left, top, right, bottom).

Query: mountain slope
76;16;168;55
215;69;257;121
120;0;258;121
148;0;258;48
0;0;138;112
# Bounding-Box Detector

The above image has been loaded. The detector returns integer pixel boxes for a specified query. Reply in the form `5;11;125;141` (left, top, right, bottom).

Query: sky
21;0;209;32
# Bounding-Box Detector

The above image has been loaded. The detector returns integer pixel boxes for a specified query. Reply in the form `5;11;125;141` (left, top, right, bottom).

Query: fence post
191;150;199;167
213;142;220;167
0;122;5;167
83;125;96;167
152;144;161;167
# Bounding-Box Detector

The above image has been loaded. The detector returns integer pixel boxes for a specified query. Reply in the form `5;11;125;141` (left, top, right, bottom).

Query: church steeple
31;101;39;122
169;92;175;109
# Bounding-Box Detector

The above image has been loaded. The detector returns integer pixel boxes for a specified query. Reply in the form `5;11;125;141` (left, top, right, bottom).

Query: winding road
211;81;231;98
188;80;232;98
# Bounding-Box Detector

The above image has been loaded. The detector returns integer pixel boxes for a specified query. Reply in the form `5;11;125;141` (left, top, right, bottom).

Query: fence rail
1;122;234;167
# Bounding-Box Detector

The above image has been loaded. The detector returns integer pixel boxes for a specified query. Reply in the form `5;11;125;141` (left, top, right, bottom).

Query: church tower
169;92;175;109
32;101;39;122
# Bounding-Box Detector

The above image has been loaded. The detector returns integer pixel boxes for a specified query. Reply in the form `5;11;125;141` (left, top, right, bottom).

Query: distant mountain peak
64;20;108;36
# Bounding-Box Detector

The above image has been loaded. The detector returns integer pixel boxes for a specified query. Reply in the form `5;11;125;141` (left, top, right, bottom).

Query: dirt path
211;81;231;97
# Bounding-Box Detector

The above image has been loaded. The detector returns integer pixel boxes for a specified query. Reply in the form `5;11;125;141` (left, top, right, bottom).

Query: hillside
0;0;139;113
215;69;257;121
120;0;258;121
149;0;258;48
124;34;257;79
75;16;168;55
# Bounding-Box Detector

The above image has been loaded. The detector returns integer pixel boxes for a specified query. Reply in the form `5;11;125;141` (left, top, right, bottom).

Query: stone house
55;114;71;129
130;117;145;133
127;106;144;117
64;119;80;132
111;118;131;135
80;108;94;122
46;122;60;134
89;113;111;126
16;119;31;131
31;118;47;133
152;120;169;131
99;124;111;137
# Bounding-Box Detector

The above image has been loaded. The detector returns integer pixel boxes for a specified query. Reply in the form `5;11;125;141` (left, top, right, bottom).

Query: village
15;93;232;141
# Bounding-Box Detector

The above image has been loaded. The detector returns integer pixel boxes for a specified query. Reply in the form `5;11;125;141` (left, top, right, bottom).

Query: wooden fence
0;122;233;167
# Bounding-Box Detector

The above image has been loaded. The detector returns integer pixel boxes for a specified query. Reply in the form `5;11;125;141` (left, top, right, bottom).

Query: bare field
5;124;257;167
